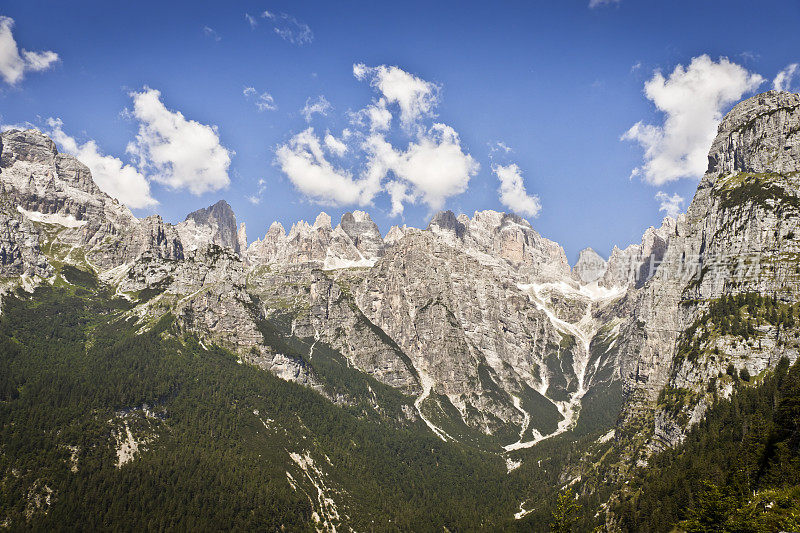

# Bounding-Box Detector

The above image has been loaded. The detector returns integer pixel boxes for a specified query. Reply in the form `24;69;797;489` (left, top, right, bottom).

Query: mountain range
1;90;799;531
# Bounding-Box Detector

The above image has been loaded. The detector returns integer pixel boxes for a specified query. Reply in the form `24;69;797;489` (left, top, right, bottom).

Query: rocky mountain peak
427;210;466;239
177;199;243;255
707;90;800;178
572;247;607;284
185;199;235;226
267;221;286;237
602;216;675;288
340;210;383;258
314;212;332;229
384;224;411;246
0;128;137;241
0;129;57;169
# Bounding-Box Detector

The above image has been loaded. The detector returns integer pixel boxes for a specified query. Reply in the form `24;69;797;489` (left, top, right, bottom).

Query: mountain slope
0;274;521;531
612;357;800;532
1;90;799;530
612;91;800;465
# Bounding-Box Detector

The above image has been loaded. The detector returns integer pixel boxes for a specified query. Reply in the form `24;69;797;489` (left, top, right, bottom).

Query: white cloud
203;26;221;42
127;87;232;195
490;141;513;154
47;118;157;209
655;191;684;218
773;63;799;91
245;14;258;28
277;64;477;215
353;64;440;128
385;181;413;217
492;164;541;218
349;98;392;132
276;128;376;206
301;95;332;122
363;124;479;214
261;11;313;45
243;86;276;111
0;16;58;85
324;132;348;157
248;178;267;205
0;119;36;132
622;55;764;185
589;0;620;8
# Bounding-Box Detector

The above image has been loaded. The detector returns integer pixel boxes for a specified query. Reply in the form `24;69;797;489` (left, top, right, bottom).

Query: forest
613;355;800;532
1;265;798;532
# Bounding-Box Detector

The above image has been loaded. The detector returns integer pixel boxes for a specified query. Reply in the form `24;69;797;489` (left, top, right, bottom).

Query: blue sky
1;0;799;261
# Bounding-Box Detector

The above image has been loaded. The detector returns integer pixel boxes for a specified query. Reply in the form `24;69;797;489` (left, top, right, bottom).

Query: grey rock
0;202;51;279
427;210;466;240
613;91;800;460
573;248;607;284
340;210;384;258
177;200;243;255
707;90;800;176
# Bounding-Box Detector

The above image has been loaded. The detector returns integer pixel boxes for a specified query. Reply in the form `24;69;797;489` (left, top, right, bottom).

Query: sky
1;0;799;262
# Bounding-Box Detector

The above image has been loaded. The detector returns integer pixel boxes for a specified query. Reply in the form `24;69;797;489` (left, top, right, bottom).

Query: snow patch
17;206;86;228
503;395;544;452
512;281;618;447
322;255;377;271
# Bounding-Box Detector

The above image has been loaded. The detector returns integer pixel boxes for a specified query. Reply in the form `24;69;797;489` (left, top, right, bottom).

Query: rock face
0;129;136;254
613;91;800;460
573;248;607;284
602;217;677;289
1;91;796;458
0;203;52;279
247;211;382;269
340;210;384;258
177;200;244;255
707;90;800;176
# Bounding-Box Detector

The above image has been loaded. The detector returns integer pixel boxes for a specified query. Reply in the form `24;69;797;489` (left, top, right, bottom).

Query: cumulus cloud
276;64;478;215
47;118;157;209
127;87;232;195
655;191;684;218
622;55;764;185
301;95;332;122
261;11;313;45
243;86;276;111
245;14;258;28
774;63;799;91
364;124;479;215
589;0;620;8
324;131;348;157
0;16;58;85
354;63;439;128
275;128;377;206
492;163;541;218
349;98;392;132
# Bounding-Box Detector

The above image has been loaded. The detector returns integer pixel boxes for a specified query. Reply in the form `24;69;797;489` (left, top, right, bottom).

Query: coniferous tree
550;489;581;533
